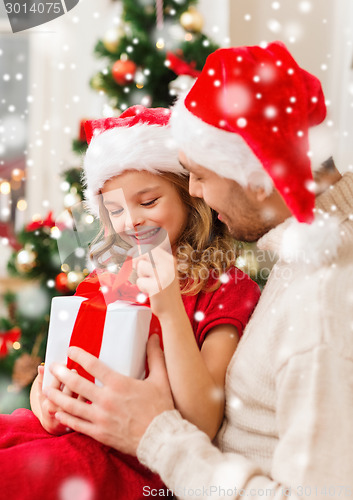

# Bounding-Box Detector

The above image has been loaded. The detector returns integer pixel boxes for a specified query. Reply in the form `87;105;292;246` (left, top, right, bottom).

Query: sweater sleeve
137;345;353;499
137;411;295;499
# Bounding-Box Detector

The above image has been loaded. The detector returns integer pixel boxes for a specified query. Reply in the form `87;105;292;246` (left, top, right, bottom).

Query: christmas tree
0;0;220;411
73;0;219;153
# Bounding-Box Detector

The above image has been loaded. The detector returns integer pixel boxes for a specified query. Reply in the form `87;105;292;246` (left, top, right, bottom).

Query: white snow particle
264;106;277;119
220;273;230;284
58;310;69;321
299;1;312;13
267;19;282;33
59;477;94;500
75;247;86;258
194;311;205;322
136;293;147;304
237;117;247;128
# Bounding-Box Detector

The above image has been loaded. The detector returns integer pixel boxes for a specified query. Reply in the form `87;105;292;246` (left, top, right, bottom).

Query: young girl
1;105;260;499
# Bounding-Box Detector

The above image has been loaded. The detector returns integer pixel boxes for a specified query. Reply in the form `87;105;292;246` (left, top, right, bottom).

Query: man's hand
45;335;175;456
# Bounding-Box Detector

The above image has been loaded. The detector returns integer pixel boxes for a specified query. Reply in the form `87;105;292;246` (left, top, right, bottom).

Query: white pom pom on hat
83;105;185;216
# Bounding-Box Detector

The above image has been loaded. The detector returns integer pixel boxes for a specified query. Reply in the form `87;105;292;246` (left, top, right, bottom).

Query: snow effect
194;311;205;322
59;476;94;500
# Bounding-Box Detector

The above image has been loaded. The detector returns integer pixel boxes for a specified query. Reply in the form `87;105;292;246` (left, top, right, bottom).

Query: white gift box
43;296;152;389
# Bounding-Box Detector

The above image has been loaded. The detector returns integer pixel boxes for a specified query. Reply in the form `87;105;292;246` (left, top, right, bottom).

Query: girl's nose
124;208;144;231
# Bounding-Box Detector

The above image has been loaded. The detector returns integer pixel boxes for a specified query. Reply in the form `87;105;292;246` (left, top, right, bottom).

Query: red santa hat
83;105;184;216
171;41;327;223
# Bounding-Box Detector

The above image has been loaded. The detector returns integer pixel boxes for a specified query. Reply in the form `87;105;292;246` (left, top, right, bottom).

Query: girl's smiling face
101;170;189;250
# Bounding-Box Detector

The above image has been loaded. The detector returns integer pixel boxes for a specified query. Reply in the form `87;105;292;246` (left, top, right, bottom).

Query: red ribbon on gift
68;258;161;382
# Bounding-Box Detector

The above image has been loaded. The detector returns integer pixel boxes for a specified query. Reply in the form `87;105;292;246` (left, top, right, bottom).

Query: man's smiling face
179;151;291;242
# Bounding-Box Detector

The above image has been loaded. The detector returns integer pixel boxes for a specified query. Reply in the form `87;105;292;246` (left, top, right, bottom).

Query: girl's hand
134;246;182;318
34;365;72;435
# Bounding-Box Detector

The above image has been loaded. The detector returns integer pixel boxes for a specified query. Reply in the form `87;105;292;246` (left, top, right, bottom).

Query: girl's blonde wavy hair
90;171;238;296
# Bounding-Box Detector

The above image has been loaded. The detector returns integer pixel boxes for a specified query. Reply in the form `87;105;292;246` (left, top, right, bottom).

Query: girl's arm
136;249;239;439
158;301;239;439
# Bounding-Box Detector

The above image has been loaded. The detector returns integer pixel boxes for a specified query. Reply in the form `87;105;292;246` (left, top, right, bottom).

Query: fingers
37;364;45;380
61;369;77;397
54;410;96;438
136;276;160;297
46;387;95;422
66;347;120;386
48;361;100;402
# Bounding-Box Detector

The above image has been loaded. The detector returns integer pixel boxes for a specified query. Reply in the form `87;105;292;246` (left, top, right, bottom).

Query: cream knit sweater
137;172;353;499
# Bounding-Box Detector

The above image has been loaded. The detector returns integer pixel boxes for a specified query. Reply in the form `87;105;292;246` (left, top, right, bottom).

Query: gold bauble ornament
90;73;105;92
180;7;204;33
15;246;37;273
102;26;124;53
66;271;85;291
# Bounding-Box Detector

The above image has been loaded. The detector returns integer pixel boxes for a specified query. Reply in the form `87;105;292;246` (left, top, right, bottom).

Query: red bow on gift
68;258;161;382
0;327;21;357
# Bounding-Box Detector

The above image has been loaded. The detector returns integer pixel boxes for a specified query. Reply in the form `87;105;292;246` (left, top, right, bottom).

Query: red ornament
0;327;21;357
55;272;69;292
112;59;137;85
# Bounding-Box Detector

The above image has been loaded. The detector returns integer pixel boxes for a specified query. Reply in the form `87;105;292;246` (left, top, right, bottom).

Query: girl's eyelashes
108;198;158;216
109;207;124;216
140;198;158;207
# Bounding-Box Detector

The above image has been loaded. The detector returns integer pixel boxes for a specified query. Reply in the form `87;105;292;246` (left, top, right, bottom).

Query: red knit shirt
147;266;261;350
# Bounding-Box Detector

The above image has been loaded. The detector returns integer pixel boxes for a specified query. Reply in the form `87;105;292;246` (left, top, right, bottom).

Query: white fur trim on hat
170;97;274;194
280;213;341;266
83;123;185;216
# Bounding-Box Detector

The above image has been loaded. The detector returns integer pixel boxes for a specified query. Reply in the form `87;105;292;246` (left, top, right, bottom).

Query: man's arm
46;335;353;499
